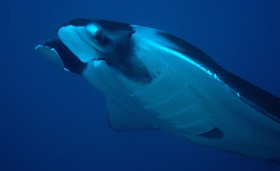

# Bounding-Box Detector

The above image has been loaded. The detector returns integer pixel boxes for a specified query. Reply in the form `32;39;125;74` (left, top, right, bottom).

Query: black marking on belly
105;43;154;84
197;127;223;139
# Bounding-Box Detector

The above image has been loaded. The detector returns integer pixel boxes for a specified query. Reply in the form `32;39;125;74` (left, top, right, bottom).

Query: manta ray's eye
95;30;111;46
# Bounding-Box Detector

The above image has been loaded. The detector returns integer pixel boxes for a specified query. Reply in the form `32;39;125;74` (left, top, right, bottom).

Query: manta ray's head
57;18;136;62
35;18;154;84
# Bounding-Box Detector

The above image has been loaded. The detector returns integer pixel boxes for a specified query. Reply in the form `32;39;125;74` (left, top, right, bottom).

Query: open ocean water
1;0;279;170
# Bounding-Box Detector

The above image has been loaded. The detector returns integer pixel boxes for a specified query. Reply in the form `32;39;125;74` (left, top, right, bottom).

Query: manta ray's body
35;18;280;168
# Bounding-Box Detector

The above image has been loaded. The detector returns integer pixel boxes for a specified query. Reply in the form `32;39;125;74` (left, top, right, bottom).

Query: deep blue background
1;0;279;170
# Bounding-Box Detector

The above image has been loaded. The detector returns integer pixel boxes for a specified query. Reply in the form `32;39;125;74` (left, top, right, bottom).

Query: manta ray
35;18;280;168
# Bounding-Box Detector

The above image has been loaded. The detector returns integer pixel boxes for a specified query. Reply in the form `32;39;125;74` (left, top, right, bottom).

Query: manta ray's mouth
35;38;87;74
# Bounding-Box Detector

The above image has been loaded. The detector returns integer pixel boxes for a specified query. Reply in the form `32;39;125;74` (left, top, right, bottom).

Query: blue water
1;0;279;170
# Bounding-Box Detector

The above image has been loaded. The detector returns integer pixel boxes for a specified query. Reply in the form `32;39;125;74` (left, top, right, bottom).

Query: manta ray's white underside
35;18;280;168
